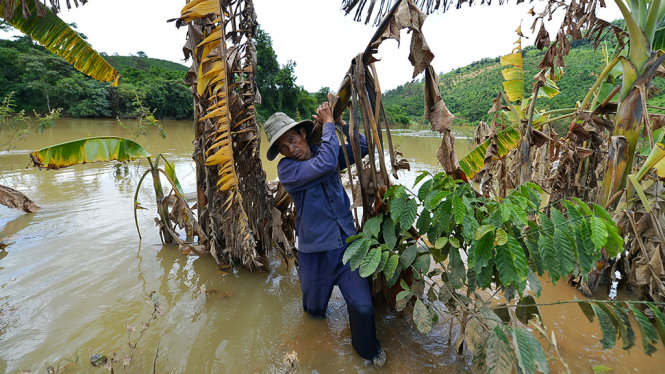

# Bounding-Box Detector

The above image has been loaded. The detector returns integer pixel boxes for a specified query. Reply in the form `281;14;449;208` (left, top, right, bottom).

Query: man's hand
312;102;334;124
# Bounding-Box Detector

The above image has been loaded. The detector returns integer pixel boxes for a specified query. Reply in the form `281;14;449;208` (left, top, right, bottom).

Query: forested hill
383;38;665;129
104;55;188;73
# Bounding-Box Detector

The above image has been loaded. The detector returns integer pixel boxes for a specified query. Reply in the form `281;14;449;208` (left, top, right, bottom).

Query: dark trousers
298;245;382;360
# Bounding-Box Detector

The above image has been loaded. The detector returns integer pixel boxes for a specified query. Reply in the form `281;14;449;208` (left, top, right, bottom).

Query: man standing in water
264;102;385;365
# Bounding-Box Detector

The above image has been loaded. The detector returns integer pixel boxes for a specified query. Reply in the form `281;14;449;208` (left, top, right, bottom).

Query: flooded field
1;119;665;373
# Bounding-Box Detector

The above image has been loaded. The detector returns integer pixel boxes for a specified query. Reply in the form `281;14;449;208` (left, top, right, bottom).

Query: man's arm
338;121;369;170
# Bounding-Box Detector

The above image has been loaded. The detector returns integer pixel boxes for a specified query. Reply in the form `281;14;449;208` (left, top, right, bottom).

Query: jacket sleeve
338;122;369;170
278;122;340;192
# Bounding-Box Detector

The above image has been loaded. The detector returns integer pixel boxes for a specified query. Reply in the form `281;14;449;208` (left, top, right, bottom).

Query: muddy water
0;119;663;373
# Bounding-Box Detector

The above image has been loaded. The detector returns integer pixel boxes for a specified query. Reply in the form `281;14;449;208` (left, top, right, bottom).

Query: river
1;119;664;373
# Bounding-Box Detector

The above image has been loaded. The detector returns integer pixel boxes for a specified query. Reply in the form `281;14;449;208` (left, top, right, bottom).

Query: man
264;102;385;365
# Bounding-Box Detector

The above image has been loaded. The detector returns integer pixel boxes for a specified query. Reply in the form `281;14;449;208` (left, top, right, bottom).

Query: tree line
0;26;329;122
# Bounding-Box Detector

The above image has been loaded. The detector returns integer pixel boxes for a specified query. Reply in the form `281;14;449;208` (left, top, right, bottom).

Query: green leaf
475;225;495;240
511;327;536;374
448;248;466;289
507;201;528;226
390;193;406;222
592;365;614;373
413;299;433;334
630;305;659;355
400;198;418;232
6;1;119;85
494;228;508;246
383;254;399;279
377;249;390;274
604;221;624;257
523;327;549;374
400;245;418;268
538;234;560;284
527;269;542;297
592;203;614;222
396;290;411;301
359;247;382;277
496;237;528;292
349;240;371;271
554;228;577;275
416;210;432;235
578;301;596;323
382;217;397;249
591;303;617;349
30;137;150;169
417;179;434;201
412;254;431;275
364;214;383;238
612;304;636;350
571;197;594;216
485;327;516;374
426;190;449;210
413;170;430;187
459;125;520;180
649;304;665;350
453;195;466;224
342;238;364;265
473;232;495;273
435;236;448;249
538;213;554;236
449;236;460;248
550;208;566;227
591;216;609;249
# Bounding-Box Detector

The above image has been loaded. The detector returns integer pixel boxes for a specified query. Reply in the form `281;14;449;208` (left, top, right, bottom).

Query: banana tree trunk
601;52;665;205
148;157;174;244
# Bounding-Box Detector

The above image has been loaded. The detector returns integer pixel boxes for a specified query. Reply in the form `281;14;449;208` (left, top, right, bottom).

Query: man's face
276;128;312;161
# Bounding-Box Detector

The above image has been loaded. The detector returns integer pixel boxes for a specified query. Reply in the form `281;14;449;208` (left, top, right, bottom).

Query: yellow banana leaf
3;0;119;86
636;142;665;180
459;125;520;180
30;137;150;169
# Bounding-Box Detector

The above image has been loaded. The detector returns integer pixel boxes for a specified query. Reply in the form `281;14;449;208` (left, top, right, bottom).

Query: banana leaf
636;141;665;181
459;125;520;180
3;0;119;85
30;137;150;169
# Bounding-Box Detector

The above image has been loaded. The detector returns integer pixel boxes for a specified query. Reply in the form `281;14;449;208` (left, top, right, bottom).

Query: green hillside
104;55;188;73
383;38;665;132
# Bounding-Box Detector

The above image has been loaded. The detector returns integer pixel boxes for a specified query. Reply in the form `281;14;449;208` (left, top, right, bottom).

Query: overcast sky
2;0;622;92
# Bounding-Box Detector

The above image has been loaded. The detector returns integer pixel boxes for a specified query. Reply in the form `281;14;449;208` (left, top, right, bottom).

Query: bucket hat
265;112;313;161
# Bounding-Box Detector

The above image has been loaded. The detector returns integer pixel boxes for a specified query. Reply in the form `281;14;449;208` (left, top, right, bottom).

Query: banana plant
1;0;119;85
30;136;198;245
599;0;665;205
459;38;564;180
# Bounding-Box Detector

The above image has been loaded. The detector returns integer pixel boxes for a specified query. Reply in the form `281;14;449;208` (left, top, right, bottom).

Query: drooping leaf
459;125;520;180
494;228;508;246
473;231;495;273
377;249;390;274
591;303;617;349
648;305;665;350
630;305;659;355
412;253;431;274
413;170;430;187
554;228;577;275
448;247;466;289
349;239;371;271
382;217;397;249
416;209;432;235
413;298;433;334
383;253;399;279
475;225;495;240
390;192;407;222
486;327;516;374
359;247;382;277
364;214;383;238
452;194;465;224
612;304;636;350
538;233;560;284
578;301;596;323
400;198;418;231
511;326;536;374
400;245;418;268
495;236;528;293
343;238;365;265
527;269;542;297
30;137;150;169
591;216;609;249
425;190;449;210
5;1;119;85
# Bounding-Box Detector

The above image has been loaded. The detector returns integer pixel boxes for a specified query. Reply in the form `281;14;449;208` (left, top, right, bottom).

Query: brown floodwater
0;118;664;373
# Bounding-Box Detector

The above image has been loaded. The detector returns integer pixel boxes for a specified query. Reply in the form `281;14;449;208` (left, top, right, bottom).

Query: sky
1;0;623;92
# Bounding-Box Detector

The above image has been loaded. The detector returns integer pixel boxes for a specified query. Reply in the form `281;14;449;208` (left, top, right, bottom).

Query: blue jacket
278;122;368;253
